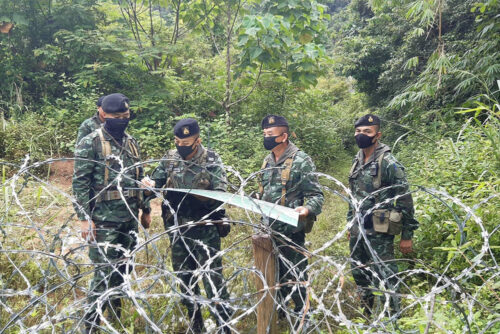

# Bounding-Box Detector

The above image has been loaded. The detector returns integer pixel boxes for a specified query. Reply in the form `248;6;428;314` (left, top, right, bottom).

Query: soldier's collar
102;127;128;146
358;142;390;165
274;142;299;165
375;142;390;157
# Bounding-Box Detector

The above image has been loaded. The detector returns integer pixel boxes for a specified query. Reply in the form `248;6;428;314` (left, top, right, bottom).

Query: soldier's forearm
72;185;91;220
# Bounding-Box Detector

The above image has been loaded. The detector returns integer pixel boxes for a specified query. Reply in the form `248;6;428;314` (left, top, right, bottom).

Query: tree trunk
224;6;232;125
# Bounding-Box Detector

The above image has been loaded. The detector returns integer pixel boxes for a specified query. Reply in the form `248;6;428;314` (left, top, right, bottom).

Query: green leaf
249;46;263;60
261;14;273;29
238;34;249;47
299;32;313;44
12;13;28;26
245;27;259;37
404;56;419;70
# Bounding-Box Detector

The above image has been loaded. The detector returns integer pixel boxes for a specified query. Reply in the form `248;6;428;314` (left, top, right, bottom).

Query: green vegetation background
0;0;499;332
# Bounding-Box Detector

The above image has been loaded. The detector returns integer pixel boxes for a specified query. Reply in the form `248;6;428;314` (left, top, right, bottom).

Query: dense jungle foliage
1;0;499;332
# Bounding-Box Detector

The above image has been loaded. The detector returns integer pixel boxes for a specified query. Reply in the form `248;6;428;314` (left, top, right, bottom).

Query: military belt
96;189;139;202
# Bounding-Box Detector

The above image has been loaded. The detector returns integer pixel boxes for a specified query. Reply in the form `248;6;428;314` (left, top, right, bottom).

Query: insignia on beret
261;114;289;129
102;93;130;114
354;114;381;128
174;118;200;138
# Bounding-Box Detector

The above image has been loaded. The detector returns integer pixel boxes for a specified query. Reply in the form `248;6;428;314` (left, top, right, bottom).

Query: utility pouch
193;172;211;190
388;210;403;235
372;209;390;233
373;209;403;235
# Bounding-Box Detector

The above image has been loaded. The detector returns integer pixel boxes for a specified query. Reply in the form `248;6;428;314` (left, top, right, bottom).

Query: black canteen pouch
302;214;317;234
217;223;231;238
210;207;230;238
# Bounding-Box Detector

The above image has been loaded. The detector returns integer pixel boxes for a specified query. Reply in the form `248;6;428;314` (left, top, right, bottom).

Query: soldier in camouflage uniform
72;93;151;333
147;118;232;334
258;115;324;320
347;114;418;317
76;95;106;145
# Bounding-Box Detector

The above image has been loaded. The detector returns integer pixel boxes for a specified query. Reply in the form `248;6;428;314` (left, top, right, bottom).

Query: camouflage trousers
168;225;232;326
349;232;400;312
85;219;138;327
275;230;308;313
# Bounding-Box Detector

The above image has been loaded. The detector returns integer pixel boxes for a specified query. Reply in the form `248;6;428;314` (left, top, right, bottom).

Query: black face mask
176;139;198;159
263;135;283;150
104;118;129;142
355;133;377;149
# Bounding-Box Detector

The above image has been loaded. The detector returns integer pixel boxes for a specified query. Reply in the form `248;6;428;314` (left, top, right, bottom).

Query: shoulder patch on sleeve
393;163;405;178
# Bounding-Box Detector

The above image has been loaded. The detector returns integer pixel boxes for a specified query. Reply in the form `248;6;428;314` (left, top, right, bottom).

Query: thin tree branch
228;63;263;107
200;87;224;106
226;0;243;104
177;2;217;39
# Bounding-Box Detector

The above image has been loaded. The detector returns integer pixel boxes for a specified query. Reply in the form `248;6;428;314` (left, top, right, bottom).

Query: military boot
109;298;122;321
362;295;375;318
83;312;101;334
189;308;205;334
215;306;233;334
277;307;287;320
218;325;232;334
292;306;312;332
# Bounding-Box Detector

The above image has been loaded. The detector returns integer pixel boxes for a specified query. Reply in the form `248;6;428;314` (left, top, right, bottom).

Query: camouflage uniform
151;144;231;330
72;128;149;328
76;112;103;146
260;142;324;313
347;142;418;312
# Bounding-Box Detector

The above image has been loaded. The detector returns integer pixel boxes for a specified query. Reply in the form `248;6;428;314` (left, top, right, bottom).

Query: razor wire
0;155;499;334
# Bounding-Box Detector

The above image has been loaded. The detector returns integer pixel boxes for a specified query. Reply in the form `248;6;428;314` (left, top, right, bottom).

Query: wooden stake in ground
252;233;278;334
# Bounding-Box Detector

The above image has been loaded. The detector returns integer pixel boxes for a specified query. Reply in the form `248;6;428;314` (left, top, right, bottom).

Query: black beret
355;114;380;128
96;95;106;107
102;93;130;114
174;118;200;138
261;115;288;129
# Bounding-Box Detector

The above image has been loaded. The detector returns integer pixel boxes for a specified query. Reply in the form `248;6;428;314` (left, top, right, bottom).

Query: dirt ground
48;157;162;214
48;158;74;189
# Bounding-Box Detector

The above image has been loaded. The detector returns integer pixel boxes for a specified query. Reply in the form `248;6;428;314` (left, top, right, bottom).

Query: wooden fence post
252;233;278;334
